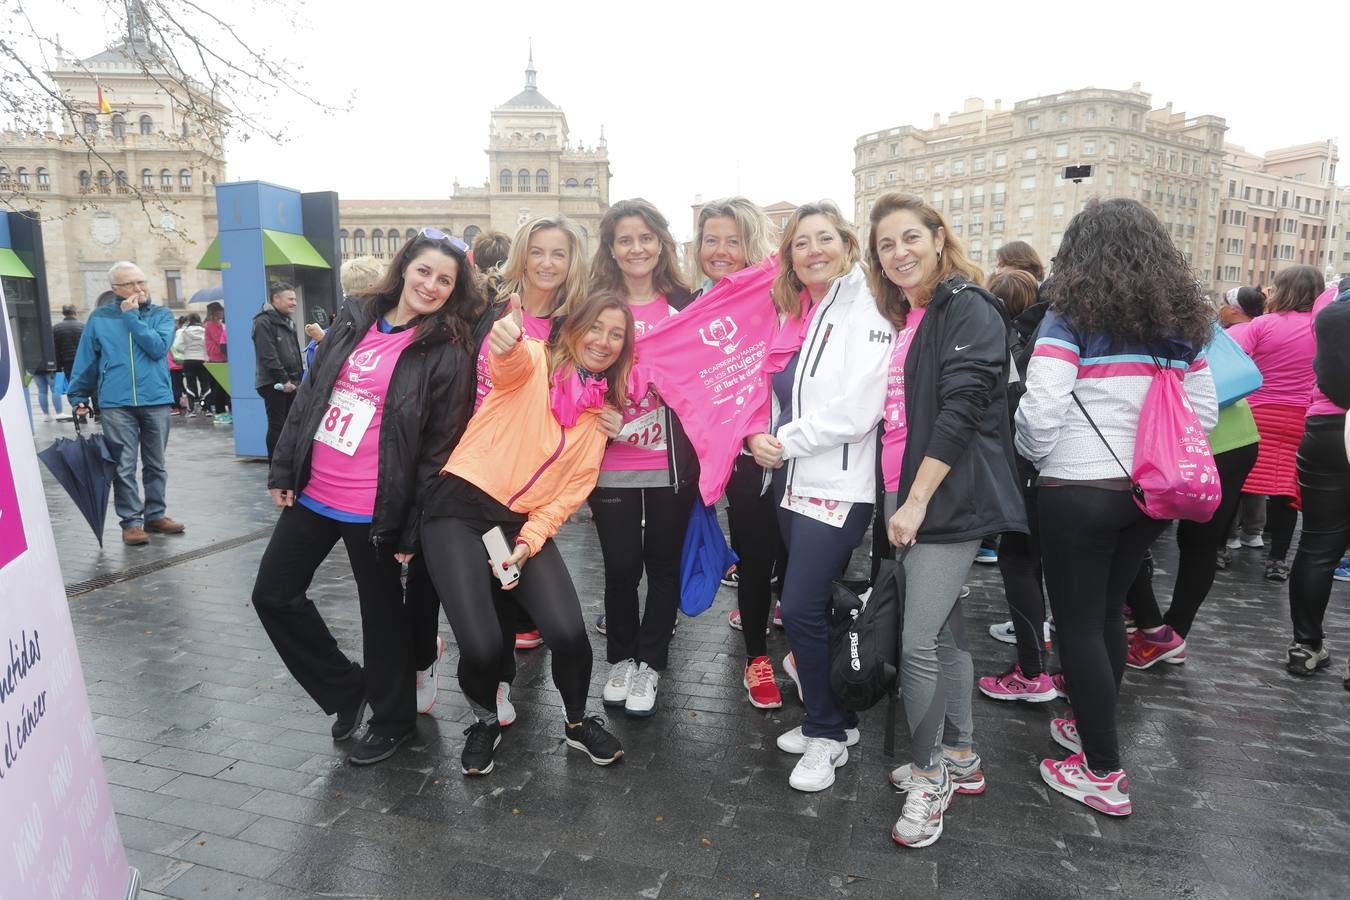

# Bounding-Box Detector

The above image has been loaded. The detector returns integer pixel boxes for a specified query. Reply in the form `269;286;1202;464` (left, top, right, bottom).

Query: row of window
1226;181;1329;215
74;169;195;191
497;170;597;192
0;166;50;189
82;113;156;137
338;225;484;257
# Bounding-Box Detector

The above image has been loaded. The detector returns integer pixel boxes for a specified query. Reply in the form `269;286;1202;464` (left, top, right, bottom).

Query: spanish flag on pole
95;82;112;114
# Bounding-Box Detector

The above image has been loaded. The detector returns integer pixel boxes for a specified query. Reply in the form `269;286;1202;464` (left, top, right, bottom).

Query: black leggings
1266;495;1299;561
181;360;209;410
724;456;786;660
251;503;415;736
590;485;697;670
997;482;1046;674
1289;420;1350;647
421;516;592;722
1039;485;1168;773
1131;442;1259;636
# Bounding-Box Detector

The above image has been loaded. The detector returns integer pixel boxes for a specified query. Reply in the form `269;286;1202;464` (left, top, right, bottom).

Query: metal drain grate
64;527;275;597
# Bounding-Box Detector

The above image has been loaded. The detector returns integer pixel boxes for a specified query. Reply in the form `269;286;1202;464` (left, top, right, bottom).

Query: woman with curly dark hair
1014;198;1218;817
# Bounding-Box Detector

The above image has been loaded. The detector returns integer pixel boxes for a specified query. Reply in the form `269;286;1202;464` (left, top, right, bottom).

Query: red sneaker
515;630;543;650
1126;626;1186;670
743;656;783;709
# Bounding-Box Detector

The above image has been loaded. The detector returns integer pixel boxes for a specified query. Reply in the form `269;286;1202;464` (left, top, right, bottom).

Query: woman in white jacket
747;201;893;792
172;313;209;416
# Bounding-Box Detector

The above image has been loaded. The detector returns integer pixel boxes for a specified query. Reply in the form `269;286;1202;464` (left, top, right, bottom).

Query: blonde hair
867;192;983;328
497;217;589;317
590;198;689;300
770;200;862;319
340;256;384;297
692;197;776;283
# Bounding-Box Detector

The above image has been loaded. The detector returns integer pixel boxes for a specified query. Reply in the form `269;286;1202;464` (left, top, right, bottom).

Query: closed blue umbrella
37;418;121;546
679;502;738;617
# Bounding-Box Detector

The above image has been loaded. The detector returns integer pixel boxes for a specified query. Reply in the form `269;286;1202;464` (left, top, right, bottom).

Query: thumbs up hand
489;293;525;355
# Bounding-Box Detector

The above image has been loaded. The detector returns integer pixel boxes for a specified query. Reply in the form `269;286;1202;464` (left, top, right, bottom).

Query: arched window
141;168;154;189
518;169;530;193
79;170;91;191
160;169;172;189
500;169;512;191
0;167;9;185
463;225;481;246
82;113;96;135
565;178;578;188
339;229;350;256
115;170;128;191
583;177;595;188
371;229;383;255
96;170;111;192
386;229;402;253
36;168;49;190
15;168;27;187
111;114;126;138
179;169;191;190
139;115;153;135
354;229;366;254
536;169;549;192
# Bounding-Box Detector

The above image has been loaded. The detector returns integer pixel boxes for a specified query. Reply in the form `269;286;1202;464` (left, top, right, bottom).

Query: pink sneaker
1126;626;1187;670
1040;752;1131;816
1050;717;1081;754
1050;671;1069;700
728;608;769;634
978;665;1057;702
772;602;784;628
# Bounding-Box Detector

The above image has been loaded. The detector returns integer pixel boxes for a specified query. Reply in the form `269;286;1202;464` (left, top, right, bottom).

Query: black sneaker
1265;559;1290;582
332;695;368;741
347;725;414;766
1287;642;1330;676
564;715;624;766
461;720;502;776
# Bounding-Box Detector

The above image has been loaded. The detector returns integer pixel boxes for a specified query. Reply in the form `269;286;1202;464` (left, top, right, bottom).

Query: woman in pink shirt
588;199;696;720
1232;266;1322;581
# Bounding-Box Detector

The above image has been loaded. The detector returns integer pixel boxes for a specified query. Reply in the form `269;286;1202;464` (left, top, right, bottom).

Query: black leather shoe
332;695;368;741
347;725;414;766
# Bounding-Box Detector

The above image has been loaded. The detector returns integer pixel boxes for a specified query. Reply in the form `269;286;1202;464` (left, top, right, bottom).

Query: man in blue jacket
68;261;186;546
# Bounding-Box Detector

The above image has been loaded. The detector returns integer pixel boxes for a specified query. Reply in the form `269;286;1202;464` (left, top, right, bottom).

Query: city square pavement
29;414;1350;899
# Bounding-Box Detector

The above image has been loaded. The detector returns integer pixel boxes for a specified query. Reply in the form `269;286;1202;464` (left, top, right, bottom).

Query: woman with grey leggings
865;194;1027;849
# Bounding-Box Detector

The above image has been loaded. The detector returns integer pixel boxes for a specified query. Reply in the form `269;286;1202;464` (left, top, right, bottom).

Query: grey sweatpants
887;491;980;769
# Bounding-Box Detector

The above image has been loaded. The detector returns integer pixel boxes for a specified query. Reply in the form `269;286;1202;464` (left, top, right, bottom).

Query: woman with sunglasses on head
588;199;698;719
251;229;481;767
419;291;634;776
691;198;790;709
746;201;892;792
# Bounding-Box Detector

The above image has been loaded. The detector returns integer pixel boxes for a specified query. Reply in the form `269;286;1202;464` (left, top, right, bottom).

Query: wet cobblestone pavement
30;416;1350;899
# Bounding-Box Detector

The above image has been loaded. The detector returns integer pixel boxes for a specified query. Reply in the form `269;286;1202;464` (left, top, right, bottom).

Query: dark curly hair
1042;198;1211;349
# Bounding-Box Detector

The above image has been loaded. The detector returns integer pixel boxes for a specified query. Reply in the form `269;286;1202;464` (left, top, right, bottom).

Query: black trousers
997;482;1046;674
421;516;592;722
1039;485;1168;773
1131;442;1259;636
724;456;786;660
181;360;209;410
258;387;296;462
590;484;697;670
1266;495;1299;561
251;503;416;736
1289;419;1350;646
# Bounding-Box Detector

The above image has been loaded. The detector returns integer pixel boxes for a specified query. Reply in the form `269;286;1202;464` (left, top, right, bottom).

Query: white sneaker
603;659;636;707
1240;534;1265;549
782;652;802;701
496;682;516;727
415;636;443;714
789;737;848;792
624;663;659;717
1225;536;1242;550
988;621;1016;644
777;725;860;754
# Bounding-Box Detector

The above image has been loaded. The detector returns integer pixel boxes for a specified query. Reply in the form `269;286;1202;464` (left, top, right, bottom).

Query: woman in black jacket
866;193;1027;849
251;229;481;767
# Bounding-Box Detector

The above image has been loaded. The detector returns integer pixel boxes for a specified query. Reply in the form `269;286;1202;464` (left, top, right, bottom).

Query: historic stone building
336;54;611;261
0;21;227;311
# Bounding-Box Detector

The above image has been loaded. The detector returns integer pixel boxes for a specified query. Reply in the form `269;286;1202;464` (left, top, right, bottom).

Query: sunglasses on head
419;227;469;254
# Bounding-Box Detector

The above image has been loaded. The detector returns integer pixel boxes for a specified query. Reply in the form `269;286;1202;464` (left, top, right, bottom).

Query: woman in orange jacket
419;291;634;777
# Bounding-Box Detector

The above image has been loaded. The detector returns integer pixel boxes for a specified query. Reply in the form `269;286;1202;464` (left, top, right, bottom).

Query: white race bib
313;386;376;456
618;405;668;452
780;488;853;528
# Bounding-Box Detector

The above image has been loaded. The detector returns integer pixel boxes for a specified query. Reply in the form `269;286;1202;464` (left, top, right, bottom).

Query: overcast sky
46;0;1350;240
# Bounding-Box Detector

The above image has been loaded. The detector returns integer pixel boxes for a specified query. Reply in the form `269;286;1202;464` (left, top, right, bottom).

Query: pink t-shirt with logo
880;308;925;492
302;322;419;517
1231;308;1316;408
602;298;676;472
473;312;554;411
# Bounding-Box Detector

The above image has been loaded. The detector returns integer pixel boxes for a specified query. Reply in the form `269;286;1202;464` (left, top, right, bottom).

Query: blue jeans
100;405;172;529
33;372;62;415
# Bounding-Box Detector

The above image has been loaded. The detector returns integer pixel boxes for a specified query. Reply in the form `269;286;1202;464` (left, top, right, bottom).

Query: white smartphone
482;526;521;587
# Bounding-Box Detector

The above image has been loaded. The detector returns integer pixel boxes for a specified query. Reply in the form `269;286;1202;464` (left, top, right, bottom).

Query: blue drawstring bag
1206;322;1262;409
679;502;738;617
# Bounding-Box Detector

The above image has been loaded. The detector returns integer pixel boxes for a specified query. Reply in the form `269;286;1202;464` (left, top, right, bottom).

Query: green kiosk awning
196;230;331;271
0;248;35;278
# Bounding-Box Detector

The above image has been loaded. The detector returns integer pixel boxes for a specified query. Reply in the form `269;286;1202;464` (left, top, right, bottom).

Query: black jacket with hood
252;305;305;389
269;298;474;553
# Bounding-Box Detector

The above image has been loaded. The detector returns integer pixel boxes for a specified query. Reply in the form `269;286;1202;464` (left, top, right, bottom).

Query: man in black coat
252;281;304;461
51;304;84;381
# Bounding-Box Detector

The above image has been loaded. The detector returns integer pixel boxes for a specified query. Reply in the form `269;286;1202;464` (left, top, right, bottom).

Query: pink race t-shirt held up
880;307;925;492
602;298;676;472
302;322;419;517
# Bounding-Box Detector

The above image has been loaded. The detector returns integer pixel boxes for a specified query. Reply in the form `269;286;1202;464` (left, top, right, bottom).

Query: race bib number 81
314;387;376;456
